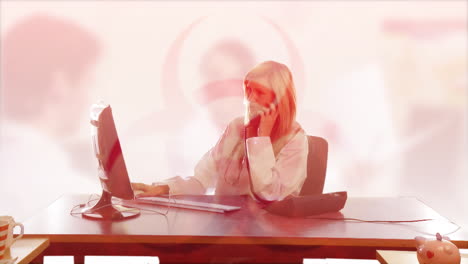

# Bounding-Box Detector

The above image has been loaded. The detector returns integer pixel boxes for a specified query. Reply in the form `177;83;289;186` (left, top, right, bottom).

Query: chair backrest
299;136;328;196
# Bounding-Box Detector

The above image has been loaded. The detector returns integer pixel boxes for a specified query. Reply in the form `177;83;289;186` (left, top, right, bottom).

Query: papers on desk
304;259;379;264
44;256;74;264
134;196;241;213
85;256;159;264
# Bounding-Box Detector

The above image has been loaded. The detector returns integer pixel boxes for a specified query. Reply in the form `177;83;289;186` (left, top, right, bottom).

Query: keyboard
134;196;241;213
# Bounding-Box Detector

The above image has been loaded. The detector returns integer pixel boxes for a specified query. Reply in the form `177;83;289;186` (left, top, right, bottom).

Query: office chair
299;136;328;196
266;136;347;217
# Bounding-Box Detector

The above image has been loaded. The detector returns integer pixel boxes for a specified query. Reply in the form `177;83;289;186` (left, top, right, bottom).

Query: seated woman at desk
132;60;308;202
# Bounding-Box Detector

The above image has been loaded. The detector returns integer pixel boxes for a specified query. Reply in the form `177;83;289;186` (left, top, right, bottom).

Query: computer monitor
81;102;140;220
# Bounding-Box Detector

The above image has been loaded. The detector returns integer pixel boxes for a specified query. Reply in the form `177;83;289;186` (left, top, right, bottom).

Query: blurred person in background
0;14;101;221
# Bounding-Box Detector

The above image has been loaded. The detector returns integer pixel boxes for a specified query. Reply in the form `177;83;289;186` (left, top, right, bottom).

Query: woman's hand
131;182;169;197
258;103;278;137
245;103;278;138
245;114;261;138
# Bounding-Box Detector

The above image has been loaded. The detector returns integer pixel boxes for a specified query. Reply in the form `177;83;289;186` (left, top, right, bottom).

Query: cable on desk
69;194;173;217
307;217;435;223
69;193;101;216
441;225;461;236
307;216;461;237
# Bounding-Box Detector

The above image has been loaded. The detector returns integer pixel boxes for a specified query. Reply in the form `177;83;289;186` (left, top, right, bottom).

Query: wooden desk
376;250;468;264
23;195;468;264
3;238;49;264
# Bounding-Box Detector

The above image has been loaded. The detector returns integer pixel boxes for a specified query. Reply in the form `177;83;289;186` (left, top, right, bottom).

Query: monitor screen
81;102;140;220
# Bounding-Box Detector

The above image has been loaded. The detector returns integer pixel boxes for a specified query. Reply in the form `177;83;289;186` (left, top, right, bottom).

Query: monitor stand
81;191;140;220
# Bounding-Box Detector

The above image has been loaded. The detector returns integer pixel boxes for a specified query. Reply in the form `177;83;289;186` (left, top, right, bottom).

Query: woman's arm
246;131;308;201
131;182;169;197
163;118;244;195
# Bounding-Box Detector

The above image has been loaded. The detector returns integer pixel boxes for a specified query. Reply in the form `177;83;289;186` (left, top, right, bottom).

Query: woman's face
244;79;277;122
244;79;276;108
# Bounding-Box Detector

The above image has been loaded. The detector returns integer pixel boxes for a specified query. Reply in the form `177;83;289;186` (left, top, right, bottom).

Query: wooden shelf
4;238;49;264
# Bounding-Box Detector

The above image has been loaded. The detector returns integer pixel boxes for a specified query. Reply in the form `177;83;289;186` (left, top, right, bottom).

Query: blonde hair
244;61;297;143
219;61;298;185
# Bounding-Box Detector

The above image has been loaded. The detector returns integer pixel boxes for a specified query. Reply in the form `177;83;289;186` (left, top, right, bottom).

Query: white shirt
163;117;308;201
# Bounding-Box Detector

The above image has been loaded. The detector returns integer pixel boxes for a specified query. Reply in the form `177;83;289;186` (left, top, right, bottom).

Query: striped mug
0;216;23;253
0;220;8;260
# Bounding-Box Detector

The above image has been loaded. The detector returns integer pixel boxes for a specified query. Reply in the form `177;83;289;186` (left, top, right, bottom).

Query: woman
132;61;308;202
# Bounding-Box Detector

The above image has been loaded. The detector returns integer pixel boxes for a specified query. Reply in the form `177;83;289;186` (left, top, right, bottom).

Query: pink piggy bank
415;233;461;264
